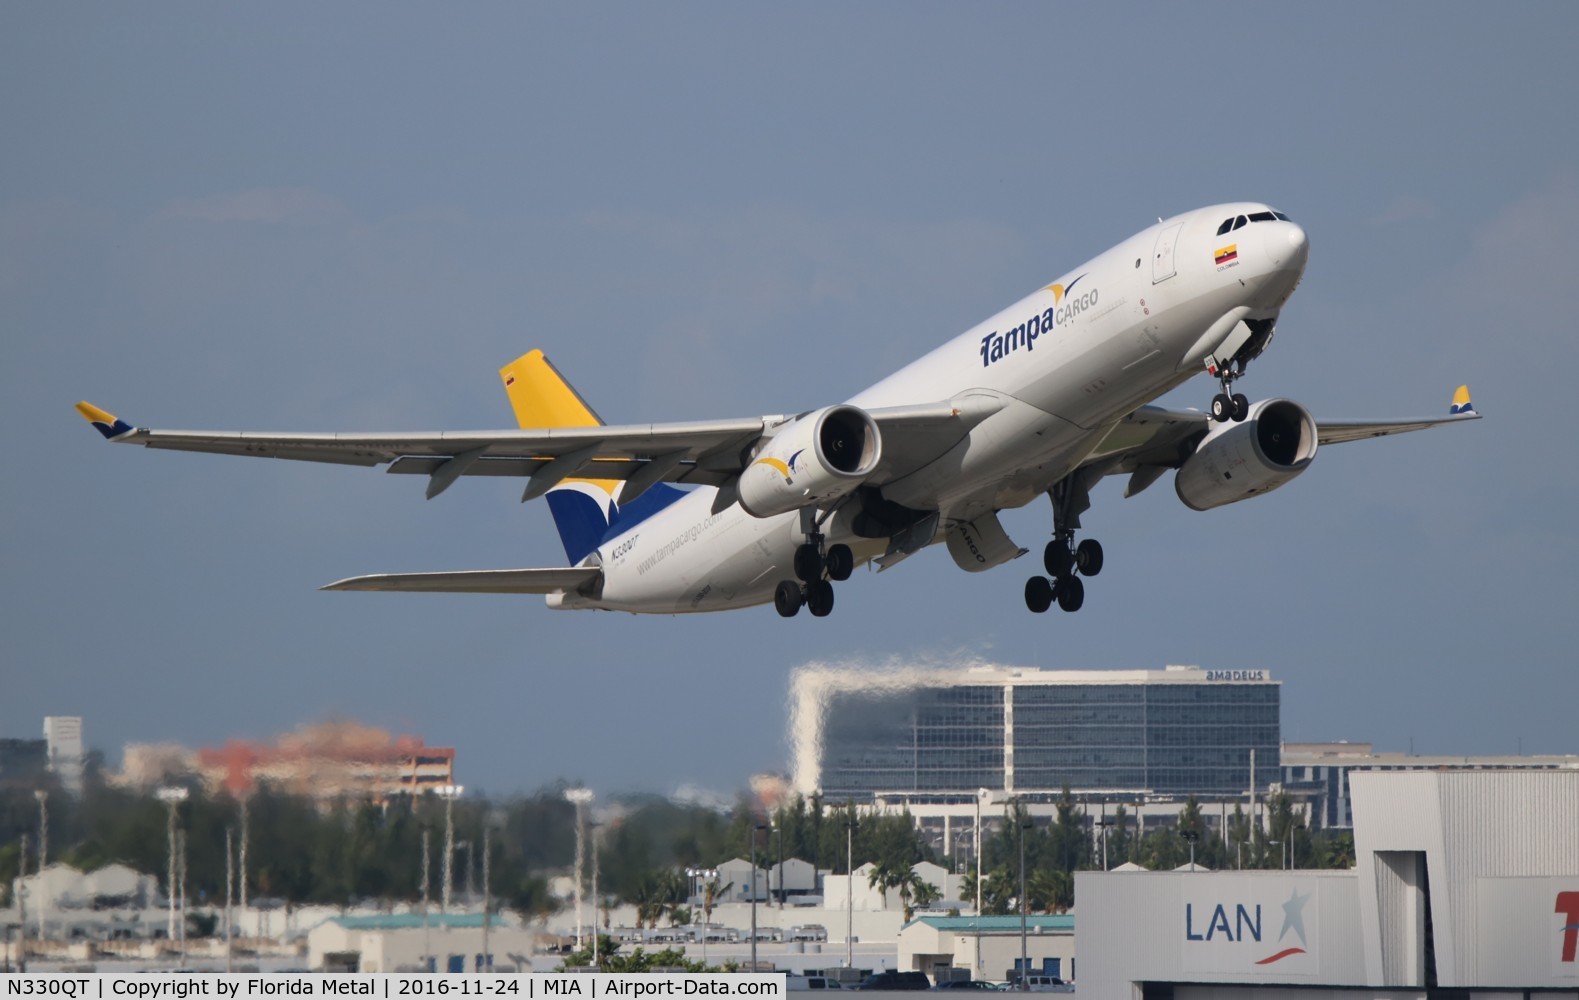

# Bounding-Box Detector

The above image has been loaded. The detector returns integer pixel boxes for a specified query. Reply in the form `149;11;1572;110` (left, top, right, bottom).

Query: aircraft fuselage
557;203;1309;613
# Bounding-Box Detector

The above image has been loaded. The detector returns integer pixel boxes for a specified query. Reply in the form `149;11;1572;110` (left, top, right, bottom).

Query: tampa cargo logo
1185;888;1312;966
978;274;1098;367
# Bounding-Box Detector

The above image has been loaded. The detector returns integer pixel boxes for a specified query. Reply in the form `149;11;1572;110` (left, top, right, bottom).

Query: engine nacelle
737;405;882;518
1175;398;1318;511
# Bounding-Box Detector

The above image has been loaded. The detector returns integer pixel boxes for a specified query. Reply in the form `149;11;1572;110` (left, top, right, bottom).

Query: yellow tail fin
499;350;604;430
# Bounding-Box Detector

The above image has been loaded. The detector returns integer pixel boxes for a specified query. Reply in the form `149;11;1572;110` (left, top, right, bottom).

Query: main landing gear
775;515;854;618
1025;472;1104;615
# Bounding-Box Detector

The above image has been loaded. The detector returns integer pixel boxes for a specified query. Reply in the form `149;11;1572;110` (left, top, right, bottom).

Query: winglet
1450;385;1476;416
75;402;135;440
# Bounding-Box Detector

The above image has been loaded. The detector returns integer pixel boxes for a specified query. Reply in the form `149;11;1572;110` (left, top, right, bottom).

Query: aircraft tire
774;580;803;618
1025;576;1054;613
1231;393;1250;421
1211;394;1233;422
825;543;854;581
1057;574;1085;612
1076;538;1104;577
806;580;835;617
1044;540;1073;578
794;543;824;583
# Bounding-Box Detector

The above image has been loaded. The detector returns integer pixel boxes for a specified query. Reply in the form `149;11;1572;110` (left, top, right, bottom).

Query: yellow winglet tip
1450;384;1476;416
76;401;115;423
77;401;135;439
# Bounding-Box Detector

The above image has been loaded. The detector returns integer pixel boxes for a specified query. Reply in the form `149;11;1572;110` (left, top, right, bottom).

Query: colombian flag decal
1214;244;1239;265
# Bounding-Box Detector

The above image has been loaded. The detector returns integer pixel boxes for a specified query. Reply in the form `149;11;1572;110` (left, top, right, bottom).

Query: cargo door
1152;222;1183;283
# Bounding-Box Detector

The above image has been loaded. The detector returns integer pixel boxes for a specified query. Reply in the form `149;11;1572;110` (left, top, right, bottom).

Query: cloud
156;188;350;225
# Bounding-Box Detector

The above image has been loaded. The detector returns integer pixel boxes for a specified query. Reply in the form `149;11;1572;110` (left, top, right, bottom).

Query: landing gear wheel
1231;393;1249;422
774;580;803;618
825;543;854;582
805;580;835;617
1211;393;1233;423
1044;540;1074;578
1075;538;1104;577
793;543;824;583
1057;574;1085;612
1025;576;1054;613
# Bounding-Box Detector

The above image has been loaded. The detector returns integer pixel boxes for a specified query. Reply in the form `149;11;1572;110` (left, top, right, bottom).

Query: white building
306;913;540;973
1075;769;1579;998
899;915;1076;984
1279;740;1579;829
43;716;84;795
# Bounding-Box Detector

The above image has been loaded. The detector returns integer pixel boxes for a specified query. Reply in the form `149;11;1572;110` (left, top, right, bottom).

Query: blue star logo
1277;888;1310;947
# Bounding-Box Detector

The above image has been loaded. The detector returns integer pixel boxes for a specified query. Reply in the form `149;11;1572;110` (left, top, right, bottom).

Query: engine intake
738;405;882;518
1175;398;1318;511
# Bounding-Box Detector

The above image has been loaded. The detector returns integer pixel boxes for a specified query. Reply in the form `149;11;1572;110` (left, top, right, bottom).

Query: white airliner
79;202;1479;617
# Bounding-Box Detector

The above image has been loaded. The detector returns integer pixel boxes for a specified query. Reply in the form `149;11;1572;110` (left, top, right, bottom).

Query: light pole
590;822;602;968
421;829;432;971
238;795;250;915
774;822;784;911
177;827;187;966
481;816;499;972
224;828;234;973
436;784;464;913
564;788;594;952
156;787;188;943
1267;839;1282;872
845;813;857;969
1181;829;1199;870
1018;811;1032;992
974;789;986;917
685;867;717;967
32;791;47;943
750;822;766;972
1094;819;1112;871
17;834;27;973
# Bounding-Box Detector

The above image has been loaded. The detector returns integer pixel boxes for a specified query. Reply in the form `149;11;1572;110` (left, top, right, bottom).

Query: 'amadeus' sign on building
1181;877;1321;976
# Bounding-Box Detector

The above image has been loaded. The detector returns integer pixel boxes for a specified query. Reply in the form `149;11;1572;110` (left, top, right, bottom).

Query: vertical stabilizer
499;351;621;565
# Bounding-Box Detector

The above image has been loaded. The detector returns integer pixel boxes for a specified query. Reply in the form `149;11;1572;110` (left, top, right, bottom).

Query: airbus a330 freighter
79;203;1479;618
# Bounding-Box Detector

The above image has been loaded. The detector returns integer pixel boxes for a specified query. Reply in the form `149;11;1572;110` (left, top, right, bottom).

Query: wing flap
321;566;601;595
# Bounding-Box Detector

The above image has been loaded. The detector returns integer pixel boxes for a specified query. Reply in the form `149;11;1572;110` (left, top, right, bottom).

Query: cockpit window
1273;211;1292;221
1248;211;1277;222
1216;218;1234;236
1231;215;1247;231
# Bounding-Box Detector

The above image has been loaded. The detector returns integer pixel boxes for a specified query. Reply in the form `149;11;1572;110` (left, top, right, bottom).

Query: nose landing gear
1207;316;1275;422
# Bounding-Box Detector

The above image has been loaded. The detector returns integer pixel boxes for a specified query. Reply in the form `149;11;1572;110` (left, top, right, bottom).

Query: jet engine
737;405;882;518
1175;398;1318;511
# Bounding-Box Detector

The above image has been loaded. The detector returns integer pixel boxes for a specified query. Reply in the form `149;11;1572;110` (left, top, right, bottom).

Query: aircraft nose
1268;221;1309;271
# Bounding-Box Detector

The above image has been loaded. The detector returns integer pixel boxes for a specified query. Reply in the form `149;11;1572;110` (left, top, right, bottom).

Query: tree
1103;805;1131;869
866;856;909;911
700;876;732;932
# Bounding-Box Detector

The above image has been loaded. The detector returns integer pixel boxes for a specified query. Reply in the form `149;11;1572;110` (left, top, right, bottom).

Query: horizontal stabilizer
321;566;600;595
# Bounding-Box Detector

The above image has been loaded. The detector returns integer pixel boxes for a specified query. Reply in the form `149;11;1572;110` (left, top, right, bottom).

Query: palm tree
904;874;942;921
700;876;732;933
867;857;911;911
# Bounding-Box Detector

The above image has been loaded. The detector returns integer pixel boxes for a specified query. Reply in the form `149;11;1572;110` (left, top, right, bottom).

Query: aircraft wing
75;398;985;499
1082;385;1480;492
321;566;601;594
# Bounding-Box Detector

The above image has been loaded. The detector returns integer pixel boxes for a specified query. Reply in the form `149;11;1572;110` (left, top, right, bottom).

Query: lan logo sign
1182;880;1319;976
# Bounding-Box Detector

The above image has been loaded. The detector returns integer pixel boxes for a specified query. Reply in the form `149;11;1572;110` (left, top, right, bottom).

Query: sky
4;3;1577;799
